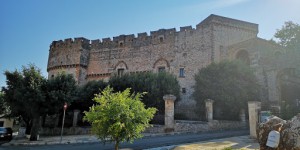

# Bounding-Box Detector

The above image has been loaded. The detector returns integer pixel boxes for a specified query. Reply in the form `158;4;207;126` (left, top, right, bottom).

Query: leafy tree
193;60;260;120
0;91;10;116
73;80;108;111
84;86;157;150
2;64;46;140
109;72;180;115
2;65;77;141
274;21;300;50
44;72;77;115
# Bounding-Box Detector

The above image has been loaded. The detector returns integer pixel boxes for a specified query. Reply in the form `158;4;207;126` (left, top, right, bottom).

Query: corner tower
47;37;90;85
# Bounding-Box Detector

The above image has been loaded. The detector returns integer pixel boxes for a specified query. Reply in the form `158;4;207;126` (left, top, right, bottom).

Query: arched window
114;61;128;76
236;50;250;65
153;58;170;73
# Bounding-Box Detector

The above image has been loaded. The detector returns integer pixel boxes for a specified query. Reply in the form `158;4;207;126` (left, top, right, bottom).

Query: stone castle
47;14;300;117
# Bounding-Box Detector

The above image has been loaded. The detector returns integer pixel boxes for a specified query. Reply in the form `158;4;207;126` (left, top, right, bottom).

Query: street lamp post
60;102;67;143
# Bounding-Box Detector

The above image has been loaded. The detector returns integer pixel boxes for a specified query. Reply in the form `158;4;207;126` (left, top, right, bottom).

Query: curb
2;129;249;146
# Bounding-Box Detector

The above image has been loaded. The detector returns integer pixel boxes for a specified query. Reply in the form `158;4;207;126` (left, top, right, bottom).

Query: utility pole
60;102;67;143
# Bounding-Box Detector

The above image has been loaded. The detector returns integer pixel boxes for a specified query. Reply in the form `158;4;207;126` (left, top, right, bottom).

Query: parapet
180;26;193;32
150;28;176;37
50;14;259;50
197;14;258;33
50;37;90;50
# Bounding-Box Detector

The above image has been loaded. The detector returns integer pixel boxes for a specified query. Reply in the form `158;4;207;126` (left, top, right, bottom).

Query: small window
159;37;164;43
158;67;165;72
51;75;54;78
119;42;123;47
118;68;125;76
0;121;4;127
179;68;185;77
182;88;186;94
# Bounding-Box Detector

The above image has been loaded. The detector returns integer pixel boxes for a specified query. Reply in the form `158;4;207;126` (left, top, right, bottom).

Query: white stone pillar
163;95;176;131
205;99;214;122
73;109;80;127
248;101;261;138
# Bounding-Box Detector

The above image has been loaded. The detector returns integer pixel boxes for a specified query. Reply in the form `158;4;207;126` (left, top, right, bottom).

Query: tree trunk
23;117;32;135
115;141;119;150
30;116;40;141
25;123;32;135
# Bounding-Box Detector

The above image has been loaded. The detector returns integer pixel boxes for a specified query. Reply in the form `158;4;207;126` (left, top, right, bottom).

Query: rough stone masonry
47;14;300;118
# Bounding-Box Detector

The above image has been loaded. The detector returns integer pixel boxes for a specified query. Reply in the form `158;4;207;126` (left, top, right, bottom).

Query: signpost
60;102;67;143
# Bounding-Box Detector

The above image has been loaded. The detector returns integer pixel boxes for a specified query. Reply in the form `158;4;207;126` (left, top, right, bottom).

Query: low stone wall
39;127;91;136
35;120;247;136
176;120;247;133
144;120;248;133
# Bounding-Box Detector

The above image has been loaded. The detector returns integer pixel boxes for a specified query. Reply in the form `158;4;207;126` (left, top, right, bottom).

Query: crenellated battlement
50;25;198;50
50;37;90;50
49;14;259;53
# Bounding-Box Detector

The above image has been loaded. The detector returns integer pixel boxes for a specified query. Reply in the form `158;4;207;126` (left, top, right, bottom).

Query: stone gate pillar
205;99;214;122
73;109;80;127
163;95;176;132
248;101;261;138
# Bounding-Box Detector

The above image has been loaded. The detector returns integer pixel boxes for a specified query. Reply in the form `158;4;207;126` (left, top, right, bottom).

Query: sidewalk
147;135;259;150
2;134;259;150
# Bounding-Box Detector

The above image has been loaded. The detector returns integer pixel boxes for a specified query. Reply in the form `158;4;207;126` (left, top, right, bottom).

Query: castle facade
47;14;300;117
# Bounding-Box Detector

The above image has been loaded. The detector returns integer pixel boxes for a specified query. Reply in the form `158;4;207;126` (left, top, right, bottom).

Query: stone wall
38;120;247;135
144;120;247;134
39;127;91;136
49;14;296;119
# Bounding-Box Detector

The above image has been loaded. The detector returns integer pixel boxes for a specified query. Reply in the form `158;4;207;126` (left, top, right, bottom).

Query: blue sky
1;0;300;87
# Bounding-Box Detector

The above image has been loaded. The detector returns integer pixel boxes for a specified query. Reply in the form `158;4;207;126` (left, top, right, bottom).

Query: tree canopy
74;80;108;111
2;64;46;140
274;21;300;50
2;65;77;140
44;72;77;115
84;86;157;150
109;72;180;115
193;60;261;120
0;91;9;116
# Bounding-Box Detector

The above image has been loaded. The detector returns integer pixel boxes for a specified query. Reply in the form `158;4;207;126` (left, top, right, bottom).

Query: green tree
2;66;77;141
0;91;9;116
193;61;260;120
109;72;180;115
274;21;300;50
2;64;46;140
44;72;77;115
84;86;157;150
74;80;108;112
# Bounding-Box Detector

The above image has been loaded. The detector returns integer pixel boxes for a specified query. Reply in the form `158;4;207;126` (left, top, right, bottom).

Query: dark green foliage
193;60;260;120
44;72;77;115
74;80;108;111
108;72;180;115
2;64;46;140
274;21;300;50
2;65;77;140
280;83;300;120
0;91;9;116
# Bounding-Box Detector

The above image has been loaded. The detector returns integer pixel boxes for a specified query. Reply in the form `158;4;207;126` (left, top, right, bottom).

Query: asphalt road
0;129;249;150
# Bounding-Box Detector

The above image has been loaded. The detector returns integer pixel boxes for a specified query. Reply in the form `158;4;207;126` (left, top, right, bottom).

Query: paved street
0;130;251;150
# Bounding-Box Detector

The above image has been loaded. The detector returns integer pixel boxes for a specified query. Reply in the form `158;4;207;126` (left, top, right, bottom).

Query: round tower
47;37;90;85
